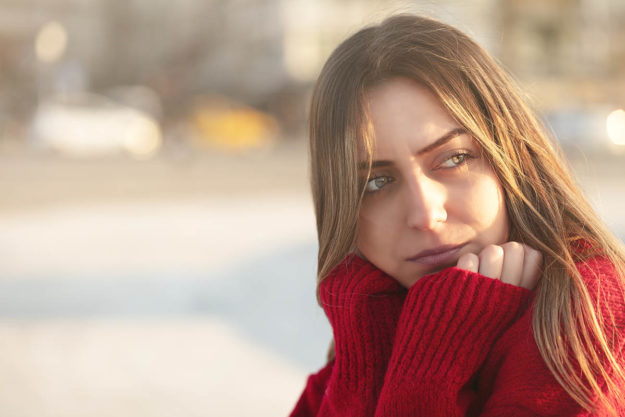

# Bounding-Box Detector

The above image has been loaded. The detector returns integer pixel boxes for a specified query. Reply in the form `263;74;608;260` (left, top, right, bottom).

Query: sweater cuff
320;255;406;300
319;256;406;404
386;266;531;388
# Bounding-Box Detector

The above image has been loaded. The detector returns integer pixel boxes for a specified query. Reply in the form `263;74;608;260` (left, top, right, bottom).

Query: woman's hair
309;14;625;414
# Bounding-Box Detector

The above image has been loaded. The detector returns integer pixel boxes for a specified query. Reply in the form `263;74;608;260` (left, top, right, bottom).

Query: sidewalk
0;143;623;416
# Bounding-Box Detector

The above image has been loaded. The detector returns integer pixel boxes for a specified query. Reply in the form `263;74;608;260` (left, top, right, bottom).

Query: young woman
289;14;625;416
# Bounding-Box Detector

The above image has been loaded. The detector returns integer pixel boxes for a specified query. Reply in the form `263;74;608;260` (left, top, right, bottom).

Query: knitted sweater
289;254;625;416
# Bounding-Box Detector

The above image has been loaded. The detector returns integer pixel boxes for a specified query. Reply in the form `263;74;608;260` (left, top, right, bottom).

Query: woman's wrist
386;266;531;387
373;267;532;415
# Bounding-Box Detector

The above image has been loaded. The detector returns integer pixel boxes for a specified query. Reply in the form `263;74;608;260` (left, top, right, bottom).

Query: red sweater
290;255;625;416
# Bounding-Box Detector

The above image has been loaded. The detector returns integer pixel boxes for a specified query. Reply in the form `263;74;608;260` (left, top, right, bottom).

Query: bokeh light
35;21;68;63
606;109;625;146
122;115;162;159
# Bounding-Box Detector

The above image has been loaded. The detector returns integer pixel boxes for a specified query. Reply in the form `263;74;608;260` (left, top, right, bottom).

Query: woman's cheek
468;176;509;240
358;203;397;256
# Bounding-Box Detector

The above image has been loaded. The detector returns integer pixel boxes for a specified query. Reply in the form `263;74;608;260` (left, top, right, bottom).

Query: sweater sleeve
375;266;531;416
475;256;625;416
289;255;407;417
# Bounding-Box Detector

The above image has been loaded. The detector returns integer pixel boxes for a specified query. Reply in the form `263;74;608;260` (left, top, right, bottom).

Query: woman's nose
404;176;447;230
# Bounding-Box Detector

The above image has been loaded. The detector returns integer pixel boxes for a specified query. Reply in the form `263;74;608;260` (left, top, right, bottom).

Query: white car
31;92;162;158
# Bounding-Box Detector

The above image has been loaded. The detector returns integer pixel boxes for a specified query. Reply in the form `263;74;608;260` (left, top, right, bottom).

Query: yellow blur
191;97;279;150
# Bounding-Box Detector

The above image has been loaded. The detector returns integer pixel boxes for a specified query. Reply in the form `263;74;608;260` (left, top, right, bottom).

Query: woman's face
357;77;509;287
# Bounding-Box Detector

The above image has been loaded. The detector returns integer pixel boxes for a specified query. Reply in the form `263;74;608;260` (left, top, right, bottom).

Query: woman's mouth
406;243;466;266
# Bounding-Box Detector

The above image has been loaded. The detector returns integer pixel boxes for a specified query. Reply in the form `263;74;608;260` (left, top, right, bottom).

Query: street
0;141;623;416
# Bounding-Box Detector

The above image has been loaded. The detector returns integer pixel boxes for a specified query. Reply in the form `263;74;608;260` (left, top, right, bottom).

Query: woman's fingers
499;242;525;286
457;252;479;272
456;242;543;290
519;245;542;290
477;245;504;279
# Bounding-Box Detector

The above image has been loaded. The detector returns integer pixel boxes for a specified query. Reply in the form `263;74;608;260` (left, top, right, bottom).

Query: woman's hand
456;242;542;290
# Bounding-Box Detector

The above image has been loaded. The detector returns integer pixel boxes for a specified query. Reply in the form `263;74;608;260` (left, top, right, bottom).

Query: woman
290;14;625;416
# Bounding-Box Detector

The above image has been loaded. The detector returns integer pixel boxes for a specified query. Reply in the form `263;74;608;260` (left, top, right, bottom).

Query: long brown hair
309;14;625;414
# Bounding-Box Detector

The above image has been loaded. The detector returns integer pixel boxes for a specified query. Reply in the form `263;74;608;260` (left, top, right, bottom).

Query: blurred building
0;0;624;143
498;0;625;108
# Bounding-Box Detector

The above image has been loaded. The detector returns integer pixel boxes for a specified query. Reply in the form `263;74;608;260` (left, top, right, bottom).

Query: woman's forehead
362;78;466;154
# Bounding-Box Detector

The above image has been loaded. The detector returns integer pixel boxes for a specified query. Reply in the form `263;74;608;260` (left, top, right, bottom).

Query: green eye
440;152;470;168
366;176;392;192
451;154;466;164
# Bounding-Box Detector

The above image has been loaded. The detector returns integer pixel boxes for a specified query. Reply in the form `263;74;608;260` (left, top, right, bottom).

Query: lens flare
607;109;625;146
35;21;68;63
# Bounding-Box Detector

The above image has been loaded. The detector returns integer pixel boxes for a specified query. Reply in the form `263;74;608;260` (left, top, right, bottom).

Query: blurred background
1;0;625;415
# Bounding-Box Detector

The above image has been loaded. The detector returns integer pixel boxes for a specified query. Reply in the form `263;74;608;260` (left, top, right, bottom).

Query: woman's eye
439;152;470;169
365;176;393;192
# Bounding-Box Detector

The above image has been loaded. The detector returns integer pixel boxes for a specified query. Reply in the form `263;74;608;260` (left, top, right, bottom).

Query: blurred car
190;96;279;150
31;92;162;158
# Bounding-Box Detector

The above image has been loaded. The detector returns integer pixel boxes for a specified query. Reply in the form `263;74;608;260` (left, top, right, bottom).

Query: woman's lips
406;243;466;266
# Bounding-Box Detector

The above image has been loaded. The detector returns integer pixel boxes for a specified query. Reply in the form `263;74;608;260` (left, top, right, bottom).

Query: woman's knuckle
480;244;503;259
503;242;524;257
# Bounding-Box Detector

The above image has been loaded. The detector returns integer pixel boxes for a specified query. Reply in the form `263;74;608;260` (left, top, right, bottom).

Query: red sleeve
292;255;625;416
476;256;625;416
289;255;406;417
375;267;532;416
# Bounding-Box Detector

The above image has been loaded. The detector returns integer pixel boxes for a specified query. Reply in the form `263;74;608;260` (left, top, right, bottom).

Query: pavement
0;141;623;416
0;141;331;416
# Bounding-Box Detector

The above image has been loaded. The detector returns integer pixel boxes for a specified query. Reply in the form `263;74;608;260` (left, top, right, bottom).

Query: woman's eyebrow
357;127;467;170
358;160;392;170
415;127;467;155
